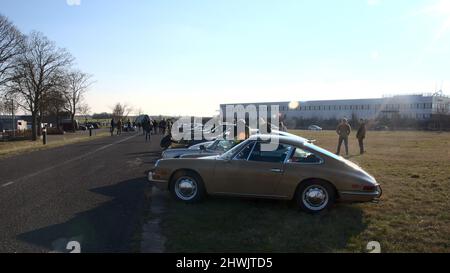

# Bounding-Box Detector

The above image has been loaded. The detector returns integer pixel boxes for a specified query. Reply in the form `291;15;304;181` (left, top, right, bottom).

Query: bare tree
7;31;74;140
0;14;24;87
79;103;91;121
112;103;133;120
63;70;93;131
41;88;66;130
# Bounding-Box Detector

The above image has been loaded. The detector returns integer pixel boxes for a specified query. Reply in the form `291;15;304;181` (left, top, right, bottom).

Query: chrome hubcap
302;185;328;211
174;177;197;200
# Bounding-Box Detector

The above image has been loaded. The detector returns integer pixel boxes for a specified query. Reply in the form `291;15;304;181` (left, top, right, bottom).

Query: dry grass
160;130;450;253
0;131;110;159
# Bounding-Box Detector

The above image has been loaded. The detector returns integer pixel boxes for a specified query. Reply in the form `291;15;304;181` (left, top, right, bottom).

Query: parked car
308;125;322;131
148;134;382;213
162;139;239;159
374;125;389;131
87;122;100;129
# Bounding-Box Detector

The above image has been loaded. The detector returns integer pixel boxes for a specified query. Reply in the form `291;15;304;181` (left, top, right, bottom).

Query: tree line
0;14;93;141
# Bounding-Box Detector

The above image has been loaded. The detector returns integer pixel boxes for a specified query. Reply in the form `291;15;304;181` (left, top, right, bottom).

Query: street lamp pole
11;98;15;138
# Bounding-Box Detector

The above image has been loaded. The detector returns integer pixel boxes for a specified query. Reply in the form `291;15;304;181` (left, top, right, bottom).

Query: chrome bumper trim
147;171;168;190
340;186;382;203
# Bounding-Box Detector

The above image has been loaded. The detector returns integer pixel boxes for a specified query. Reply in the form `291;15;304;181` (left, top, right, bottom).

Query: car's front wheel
296;180;335;214
170;171;206;203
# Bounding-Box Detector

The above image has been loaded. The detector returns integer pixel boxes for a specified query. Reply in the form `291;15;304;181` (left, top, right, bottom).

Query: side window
289;147;322;164
248;142;291;163
234;142;255;160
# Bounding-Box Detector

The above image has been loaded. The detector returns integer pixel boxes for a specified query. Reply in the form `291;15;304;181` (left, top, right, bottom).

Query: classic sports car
148;134;382;213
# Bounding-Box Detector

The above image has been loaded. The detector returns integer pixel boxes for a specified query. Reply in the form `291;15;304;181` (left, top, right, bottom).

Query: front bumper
339;185;382;203
147;170;168;191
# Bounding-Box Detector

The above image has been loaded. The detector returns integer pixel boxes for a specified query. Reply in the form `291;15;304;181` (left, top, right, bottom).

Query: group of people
139;118;174;142
335;118;367;156
109;117;174;142
110;119;134;136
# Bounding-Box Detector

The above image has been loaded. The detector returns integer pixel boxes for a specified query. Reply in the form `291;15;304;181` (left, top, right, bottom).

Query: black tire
169;170;206;203
296;180;335;214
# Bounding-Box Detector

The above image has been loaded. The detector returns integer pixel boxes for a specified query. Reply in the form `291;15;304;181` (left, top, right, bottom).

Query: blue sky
1;0;450;116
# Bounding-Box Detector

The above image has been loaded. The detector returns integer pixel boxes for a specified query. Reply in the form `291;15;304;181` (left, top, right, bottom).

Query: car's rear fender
293;178;339;200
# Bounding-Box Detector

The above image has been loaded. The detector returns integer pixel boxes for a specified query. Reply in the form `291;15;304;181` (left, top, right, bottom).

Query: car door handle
270;168;284;174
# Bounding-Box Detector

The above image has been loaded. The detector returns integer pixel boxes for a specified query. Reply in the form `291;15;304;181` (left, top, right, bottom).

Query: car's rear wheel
170;171;205;203
296;180;335;214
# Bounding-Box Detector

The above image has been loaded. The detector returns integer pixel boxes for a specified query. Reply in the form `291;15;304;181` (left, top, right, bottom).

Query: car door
275;146;325;197
212;141;291;197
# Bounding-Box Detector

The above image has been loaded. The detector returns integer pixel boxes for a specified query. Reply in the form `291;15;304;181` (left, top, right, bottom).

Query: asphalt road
0;131;162;253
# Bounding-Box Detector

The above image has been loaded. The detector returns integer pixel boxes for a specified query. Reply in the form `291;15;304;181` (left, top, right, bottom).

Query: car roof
247;134;306;146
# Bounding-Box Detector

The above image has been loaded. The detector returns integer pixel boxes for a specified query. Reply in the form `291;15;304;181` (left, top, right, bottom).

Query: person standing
137;122;141;133
144;119;152;142
153;120;158;135
356;119;367;155
336;118;351;156
110;118;115;136
160;119;167;135
116;119;122;135
127;120;131;131
167;119;173;134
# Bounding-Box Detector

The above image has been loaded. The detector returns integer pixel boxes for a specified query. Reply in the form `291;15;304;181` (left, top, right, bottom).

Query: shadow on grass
16;178;149;253
162;196;367;253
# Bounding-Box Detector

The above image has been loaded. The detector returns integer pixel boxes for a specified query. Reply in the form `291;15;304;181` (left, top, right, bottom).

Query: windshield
220;139;252;160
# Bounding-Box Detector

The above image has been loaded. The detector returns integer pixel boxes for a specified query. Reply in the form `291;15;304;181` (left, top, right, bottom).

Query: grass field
160;130;450;253
0;130;110;159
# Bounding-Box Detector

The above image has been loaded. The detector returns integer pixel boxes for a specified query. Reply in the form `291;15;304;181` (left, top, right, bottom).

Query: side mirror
199;145;206;151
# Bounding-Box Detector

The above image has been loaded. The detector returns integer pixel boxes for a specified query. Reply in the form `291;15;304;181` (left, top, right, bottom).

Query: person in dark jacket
144;119;152;142
116;119;122;135
336;118;351;156
356;119;367;154
160;119;167;135
152;120;158;135
110;119;115;136
160;132;176;150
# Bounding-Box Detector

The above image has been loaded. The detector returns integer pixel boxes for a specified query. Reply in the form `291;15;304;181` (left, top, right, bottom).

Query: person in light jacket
336;118;351;156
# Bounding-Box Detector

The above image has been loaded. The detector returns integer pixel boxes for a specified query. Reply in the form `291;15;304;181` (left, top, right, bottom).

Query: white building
0;116;28;131
220;93;450;121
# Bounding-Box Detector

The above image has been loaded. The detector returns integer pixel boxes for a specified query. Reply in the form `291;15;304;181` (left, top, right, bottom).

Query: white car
308;125;322;131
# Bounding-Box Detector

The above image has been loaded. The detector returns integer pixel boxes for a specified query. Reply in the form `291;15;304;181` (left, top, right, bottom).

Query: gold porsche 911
148;134;382;213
